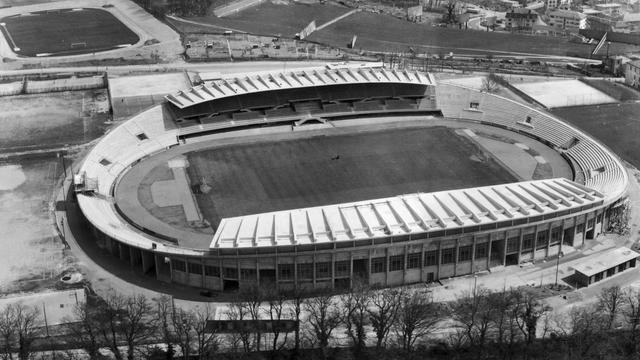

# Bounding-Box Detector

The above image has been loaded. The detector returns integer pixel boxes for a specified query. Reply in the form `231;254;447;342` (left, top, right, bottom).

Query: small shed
573;247;639;287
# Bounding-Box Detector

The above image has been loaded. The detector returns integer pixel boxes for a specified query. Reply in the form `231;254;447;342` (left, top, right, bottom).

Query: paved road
0;60;329;77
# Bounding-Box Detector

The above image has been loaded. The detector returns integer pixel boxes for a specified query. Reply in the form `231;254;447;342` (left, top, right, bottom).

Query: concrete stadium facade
74;66;629;293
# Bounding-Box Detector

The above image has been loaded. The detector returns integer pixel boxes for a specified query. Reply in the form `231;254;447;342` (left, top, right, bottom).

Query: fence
0;74;106;96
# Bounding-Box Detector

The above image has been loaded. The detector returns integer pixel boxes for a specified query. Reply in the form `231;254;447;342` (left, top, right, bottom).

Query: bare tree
64;301;103;359
172;307;196;360
598;285;627;330
155;295;176;360
445;0;458;23
97;292;157;360
481;74;500;93
0;303;18;359
394;290;443;351
513;290;550;345
340;282;370;355
0;303;41;360
265;288;289;353
238;283;265;352
304;294;341;352
368;288;402;349
287;287;306;355
120;294;157;360
451;288;498;354
227;299;251;353
622;288;640;354
192;304;218;360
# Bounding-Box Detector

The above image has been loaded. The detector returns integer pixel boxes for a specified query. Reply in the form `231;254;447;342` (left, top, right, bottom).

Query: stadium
73;65;629;292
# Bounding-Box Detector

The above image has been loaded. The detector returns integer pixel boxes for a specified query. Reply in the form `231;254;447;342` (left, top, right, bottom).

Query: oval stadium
73;64;629;292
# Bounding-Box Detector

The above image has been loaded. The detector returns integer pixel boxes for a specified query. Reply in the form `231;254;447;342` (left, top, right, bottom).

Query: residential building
505;8;541;29
546;0;571;9
548;9;587;31
605;55;630;76
624;60;640;88
595;3;622;16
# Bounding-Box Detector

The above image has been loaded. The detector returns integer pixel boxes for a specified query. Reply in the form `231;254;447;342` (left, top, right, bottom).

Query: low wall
0;80;24;96
25;75;106;94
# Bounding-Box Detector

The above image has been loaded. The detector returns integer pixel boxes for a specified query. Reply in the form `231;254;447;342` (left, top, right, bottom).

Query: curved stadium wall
75;71;628;292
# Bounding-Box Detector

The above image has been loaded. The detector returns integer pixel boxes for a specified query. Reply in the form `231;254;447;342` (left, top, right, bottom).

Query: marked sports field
0;8;138;57
185;126;517;227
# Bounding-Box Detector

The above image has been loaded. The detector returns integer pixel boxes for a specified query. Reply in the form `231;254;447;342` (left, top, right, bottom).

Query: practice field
551;103;640;169
186;127;517;227
0;8;139;57
512;80;617;108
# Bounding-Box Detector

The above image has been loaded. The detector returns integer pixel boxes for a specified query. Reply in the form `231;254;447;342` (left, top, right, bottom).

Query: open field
0;8;139;57
512;79;617;108
0;157;73;294
551;103;640;168
0;89;110;152
182;2;640;57
186;126;517;227
579;79;640;102
191;2;351;37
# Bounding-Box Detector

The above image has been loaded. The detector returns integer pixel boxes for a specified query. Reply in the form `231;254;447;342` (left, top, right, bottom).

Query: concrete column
219;259;224;290
545;224;552;258
256;259;261;287
502;231;507;266
454;238;460;277
129;247;135;268
294;255;298;289
385;247;389;286
420;242;426;283
350;251;354;289
403;245;408;285
274;255;279;290
201;261;206;288
312;254;317;288
471;236;477;271
331;252;336;289
436;241;442;280
486;237;492;269
532;228;539;262
517;229;524;264
154;254;161;279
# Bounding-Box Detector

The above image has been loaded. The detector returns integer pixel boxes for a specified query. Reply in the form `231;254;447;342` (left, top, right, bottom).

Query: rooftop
165;67;435;109
211;178;604;249
573;246;639;277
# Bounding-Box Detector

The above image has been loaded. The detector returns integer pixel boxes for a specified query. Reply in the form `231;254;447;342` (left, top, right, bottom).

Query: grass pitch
185;2;639;57
551;103;640;168
0;8;139;57
186;126;517;227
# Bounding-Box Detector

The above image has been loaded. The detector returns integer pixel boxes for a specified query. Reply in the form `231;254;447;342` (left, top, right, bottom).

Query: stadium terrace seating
437;83;627;201
385;99;418;110
265;107;296;118
353;101;384;112
293;101;323;113
323;103;352;113
232;111;264;121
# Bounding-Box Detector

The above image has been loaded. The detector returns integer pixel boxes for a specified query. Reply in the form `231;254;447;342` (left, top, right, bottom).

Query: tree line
3;283;640;359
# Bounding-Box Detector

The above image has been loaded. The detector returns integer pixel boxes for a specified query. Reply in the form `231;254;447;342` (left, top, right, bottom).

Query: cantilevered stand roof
211;178;604;249
165;67;436;109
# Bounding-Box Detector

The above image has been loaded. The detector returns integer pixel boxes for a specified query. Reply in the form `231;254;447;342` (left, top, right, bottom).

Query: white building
546;0;571;9
625;60;640;88
548;9;587;31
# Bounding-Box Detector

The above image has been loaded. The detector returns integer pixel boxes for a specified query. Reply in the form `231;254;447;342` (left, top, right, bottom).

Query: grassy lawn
1;8;139;57
579;79;640;102
186;126;516;227
552;103;640;168
190;2;351;37
183;3;640;57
